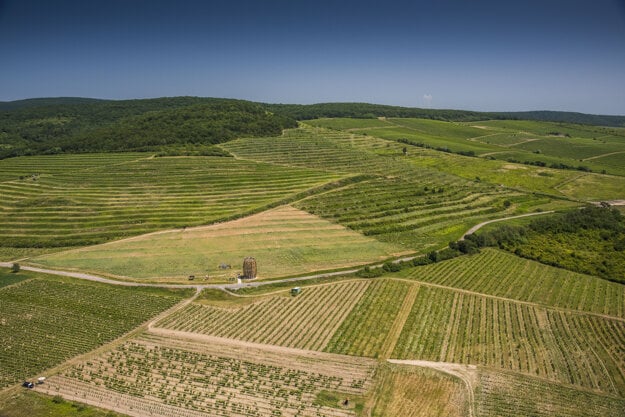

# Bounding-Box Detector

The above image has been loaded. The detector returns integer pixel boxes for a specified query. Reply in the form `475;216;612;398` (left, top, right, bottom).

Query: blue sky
1;0;624;114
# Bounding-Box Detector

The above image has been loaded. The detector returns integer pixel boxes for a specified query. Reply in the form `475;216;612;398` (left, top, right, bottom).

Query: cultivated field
309;117;625;177
155;280;369;350
0;154;341;249
33;206;404;282
0;273;190;389
39;333;378;417
2;117;625;416
475;368;625;417
398;248;625;318
392;284;625;396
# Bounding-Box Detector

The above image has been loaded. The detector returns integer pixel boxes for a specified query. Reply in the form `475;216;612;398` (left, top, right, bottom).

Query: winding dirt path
461;210;554;239
582;150;625;161
387;359;478;417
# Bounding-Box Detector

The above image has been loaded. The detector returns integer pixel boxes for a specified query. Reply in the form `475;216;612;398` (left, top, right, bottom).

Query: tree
11;263;20;273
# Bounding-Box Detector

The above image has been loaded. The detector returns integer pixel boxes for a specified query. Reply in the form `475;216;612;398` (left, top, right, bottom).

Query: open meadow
31;206;406;282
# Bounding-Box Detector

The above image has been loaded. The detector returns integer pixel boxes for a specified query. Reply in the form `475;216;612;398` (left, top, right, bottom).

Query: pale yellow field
33;206;407;282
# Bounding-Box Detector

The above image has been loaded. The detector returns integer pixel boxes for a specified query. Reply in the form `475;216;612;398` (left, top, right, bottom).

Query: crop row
155;281;369;351
0;155;340;246
223;125;454;180
41;335;375;417
400;248;625;318
325;280;413;357
476;369;625;417
392;285;625;396
0;277;186;388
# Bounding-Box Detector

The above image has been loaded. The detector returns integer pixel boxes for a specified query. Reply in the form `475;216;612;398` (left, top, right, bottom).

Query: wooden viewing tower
242;257;257;279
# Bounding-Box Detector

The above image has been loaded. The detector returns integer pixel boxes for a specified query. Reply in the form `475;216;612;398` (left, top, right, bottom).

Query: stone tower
242;257;257;279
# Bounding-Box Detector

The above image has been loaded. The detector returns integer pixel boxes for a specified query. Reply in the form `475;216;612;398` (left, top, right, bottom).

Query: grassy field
0;391;130;417
32;206;405;282
0;272;190;389
370;364;468;417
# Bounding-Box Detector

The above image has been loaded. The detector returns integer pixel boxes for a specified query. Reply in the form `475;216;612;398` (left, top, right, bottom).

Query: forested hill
266;103;625;127
1;96;624;159
0;97;296;158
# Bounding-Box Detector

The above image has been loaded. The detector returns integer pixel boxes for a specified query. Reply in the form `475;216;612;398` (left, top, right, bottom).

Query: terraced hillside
0;154;341;248
309;117;625;177
223;126;545;252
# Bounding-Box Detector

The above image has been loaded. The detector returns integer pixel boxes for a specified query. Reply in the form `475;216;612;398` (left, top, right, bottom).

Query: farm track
461;210;554;238
379;285;420;359
387;359;477;417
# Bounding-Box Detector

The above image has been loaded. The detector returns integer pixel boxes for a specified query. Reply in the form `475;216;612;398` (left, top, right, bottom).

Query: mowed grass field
32;206;406;281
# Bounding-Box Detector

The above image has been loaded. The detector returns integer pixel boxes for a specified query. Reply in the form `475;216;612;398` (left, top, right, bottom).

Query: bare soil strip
380;284;420;359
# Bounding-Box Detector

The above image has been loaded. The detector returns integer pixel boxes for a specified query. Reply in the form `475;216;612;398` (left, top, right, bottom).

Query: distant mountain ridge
1;96;624;159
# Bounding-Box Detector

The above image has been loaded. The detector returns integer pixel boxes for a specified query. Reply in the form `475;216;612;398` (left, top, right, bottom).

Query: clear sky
1;0;624;114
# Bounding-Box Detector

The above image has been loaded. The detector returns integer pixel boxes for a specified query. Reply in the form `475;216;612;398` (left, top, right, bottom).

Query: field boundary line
386;277;625;324
0;288;199;397
387;359;477;417
380;284;420;359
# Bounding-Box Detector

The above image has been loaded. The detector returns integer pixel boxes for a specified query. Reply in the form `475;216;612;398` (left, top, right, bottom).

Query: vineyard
476;369;625;417
0;153;341;248
155;281;370;351
0;275;189;389
325;280;414;358
34;205;403;281
39;333;377;417
392;284;625;396
310;117;625;178
294;175;524;250
399;248;625;318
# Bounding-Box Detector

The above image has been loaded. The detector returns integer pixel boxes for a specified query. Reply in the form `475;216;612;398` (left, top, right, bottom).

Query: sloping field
39;333;377;417
0;273;190;389
398;249;625;318
0;154;341;248
295;175;524;251
393;285;625;396
325;280;414;358
371;363;468;417
33;206;405;281
476;369;625;417
155;280;369;350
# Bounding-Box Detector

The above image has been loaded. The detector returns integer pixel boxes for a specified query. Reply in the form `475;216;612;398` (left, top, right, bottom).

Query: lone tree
11;263;20;273
242;257;257;279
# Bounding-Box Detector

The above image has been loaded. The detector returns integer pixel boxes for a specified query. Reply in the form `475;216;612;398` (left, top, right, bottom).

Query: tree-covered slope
0;97;296;157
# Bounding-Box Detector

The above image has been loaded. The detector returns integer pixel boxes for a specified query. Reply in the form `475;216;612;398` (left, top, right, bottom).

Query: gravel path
461;211;554;239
